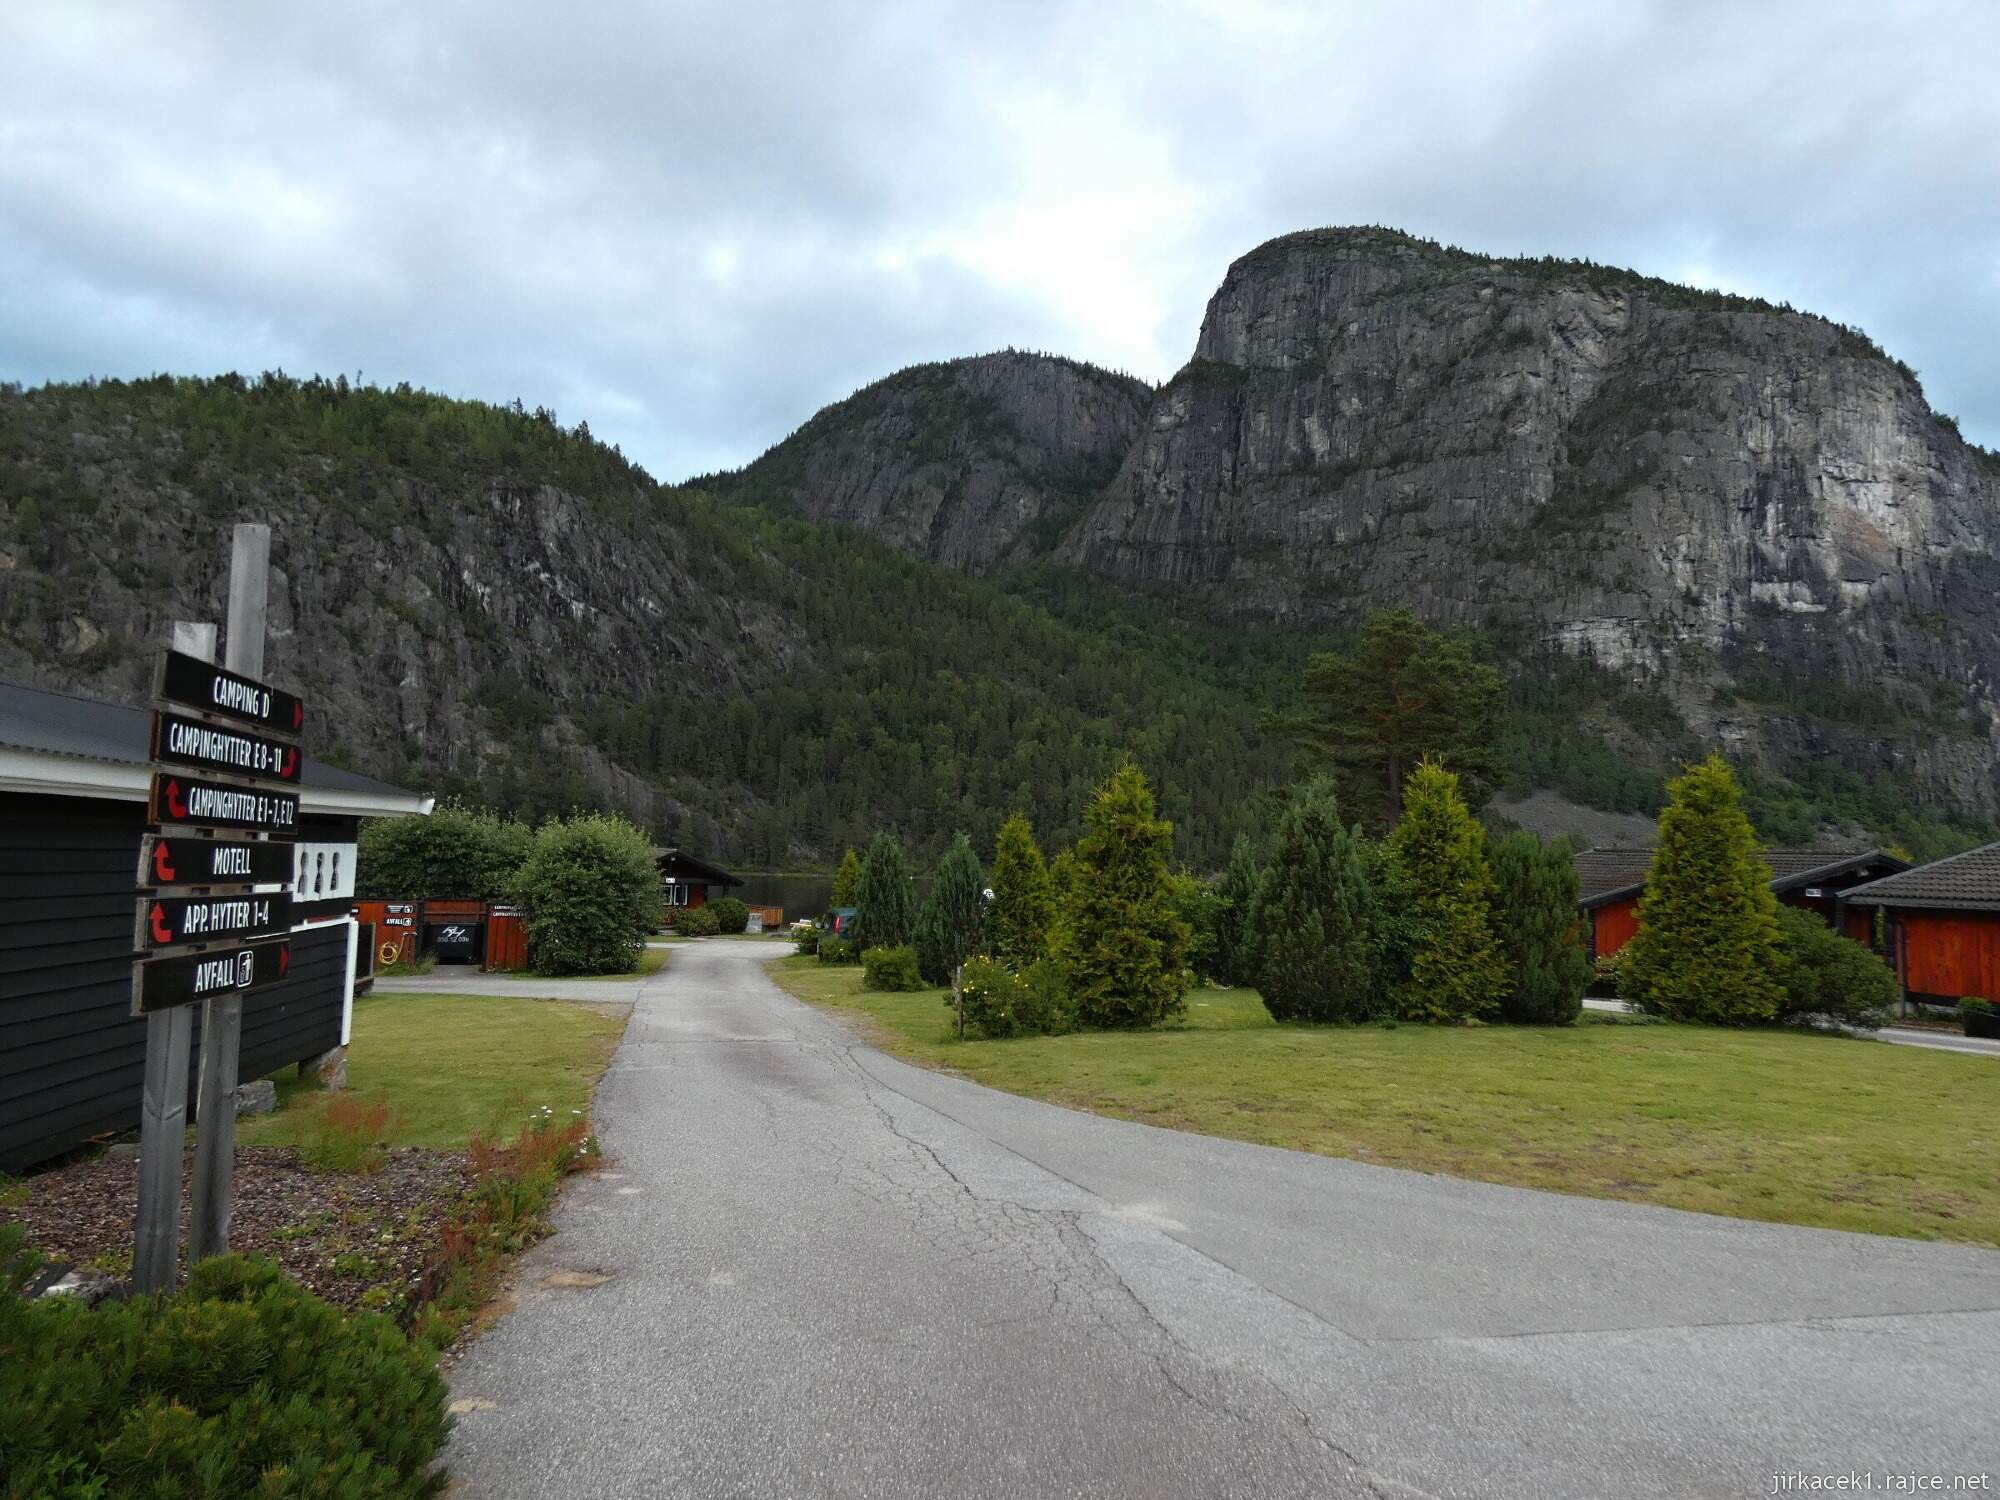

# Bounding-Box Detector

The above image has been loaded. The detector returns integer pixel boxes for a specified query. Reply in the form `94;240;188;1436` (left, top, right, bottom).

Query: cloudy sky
3;0;1996;478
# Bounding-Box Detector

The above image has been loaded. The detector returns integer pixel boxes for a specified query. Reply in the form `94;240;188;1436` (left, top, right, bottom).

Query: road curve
444;941;2000;1499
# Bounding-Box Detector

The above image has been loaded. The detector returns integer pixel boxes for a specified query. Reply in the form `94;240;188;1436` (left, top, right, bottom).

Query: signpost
129;523;302;1291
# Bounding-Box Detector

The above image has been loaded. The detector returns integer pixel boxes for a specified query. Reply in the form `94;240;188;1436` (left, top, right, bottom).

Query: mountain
0;375;1306;869
723;227;2000;820
706;351;1152;570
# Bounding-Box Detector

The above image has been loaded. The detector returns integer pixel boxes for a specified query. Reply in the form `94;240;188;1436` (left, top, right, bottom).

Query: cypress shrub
0;1235;450;1498
1212;833;1262;987
1773;907;1897;1028
861;944;924;992
1052;763;1191;1029
990;813;1053;965
1386;758;1508;1023
1245;776;1378;1023
915;832;986;984
830;847;863;908
516;813;663;975
1620;755;1787;1024
1487;830;1591;1024
854;832;917;951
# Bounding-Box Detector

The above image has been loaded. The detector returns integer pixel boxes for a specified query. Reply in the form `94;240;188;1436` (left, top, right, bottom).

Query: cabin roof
1841;840;2000;912
653;847;743;887
0;678;431;818
1575;847;1906;908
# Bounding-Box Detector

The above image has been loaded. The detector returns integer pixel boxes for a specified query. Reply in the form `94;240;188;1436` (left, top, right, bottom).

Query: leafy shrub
861;944;924;992
1015;958;1075;1035
1964;997;1997;1015
358;801;532;900
1959;997;1998;1038
1212;834;1262;988
1487;830;1590;1024
956;955;1024;1036
1171;872;1227;986
707;897;750;934
0;1226;450;1497
1590;951;1622;996
792;921;819;955
817;935;856;965
515;813;662;975
1773;907;1898;1029
673;904;720;937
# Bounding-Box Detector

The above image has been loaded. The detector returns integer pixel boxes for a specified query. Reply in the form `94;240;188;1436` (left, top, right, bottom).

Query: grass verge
768;956;2000;1246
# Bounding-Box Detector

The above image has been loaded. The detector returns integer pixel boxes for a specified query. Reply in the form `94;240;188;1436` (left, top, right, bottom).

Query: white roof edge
0;746;432;819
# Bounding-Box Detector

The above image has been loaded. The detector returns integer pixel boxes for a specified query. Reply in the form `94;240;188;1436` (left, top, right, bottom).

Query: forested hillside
1;373;1989;867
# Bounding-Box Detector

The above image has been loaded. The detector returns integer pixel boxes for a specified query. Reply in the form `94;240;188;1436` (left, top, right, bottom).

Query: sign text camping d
137;892;293;951
158;649;304;738
151;709;302;785
138;835;295;889
133;940;291;1016
149;772;299;835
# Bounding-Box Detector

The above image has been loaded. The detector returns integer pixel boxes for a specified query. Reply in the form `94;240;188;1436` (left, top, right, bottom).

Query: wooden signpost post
129;524;301;1292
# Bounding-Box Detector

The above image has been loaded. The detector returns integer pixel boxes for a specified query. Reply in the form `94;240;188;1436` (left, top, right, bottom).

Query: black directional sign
138;835;295;889
149;772;298;836
151;710;302;786
137;891;293;951
158;649;304;738
133;939;290;1016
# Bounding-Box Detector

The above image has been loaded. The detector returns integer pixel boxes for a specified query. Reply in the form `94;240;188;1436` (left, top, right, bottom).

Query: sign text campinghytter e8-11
151;709;301;784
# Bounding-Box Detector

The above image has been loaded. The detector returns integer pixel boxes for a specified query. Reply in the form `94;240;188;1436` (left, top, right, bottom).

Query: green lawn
240;991;628;1151
769;957;2000;1245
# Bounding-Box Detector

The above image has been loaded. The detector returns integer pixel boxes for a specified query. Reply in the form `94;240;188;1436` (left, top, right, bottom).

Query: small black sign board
149;772;299;836
151;709;302;786
139;835;295;890
138;892;293;951
133;939;290;1016
158;649;304;739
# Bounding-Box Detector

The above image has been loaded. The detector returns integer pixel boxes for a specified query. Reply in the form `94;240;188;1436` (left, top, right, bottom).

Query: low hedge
817;935;856;966
861;944;923;992
0;1228;450;1497
708;898;750;935
673;904;720;938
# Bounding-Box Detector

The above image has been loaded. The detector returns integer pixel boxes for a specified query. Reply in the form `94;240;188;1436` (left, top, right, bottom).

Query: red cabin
1840;841;2000;1009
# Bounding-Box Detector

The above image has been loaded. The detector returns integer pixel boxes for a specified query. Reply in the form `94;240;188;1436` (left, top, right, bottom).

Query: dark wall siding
1;791;349;1172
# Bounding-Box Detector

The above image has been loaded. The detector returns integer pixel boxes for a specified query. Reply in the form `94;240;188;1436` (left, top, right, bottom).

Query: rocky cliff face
715;352;1152;569
1064;228;2000;805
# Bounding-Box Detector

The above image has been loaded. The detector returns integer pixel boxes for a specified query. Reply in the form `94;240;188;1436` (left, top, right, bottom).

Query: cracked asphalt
444;941;2000;1499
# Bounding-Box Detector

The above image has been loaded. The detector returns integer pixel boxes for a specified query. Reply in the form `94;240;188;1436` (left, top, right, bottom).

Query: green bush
792;922;819;955
1620;755;1787;1024
1963;997;1997;1015
357;801;532;900
855;833;918;951
1773;907;1898;1029
673;904;720;937
955;954;1025;1036
707;897;750;934
0;1230;450;1498
1246;776;1379;1024
1590;950;1622;996
1487;830;1590;1025
861;944;924;992
990;813;1053;965
915;832;986;984
817;935;856;965
1212;833;1262;988
515;813;663;975
1016;958;1076;1035
1386;758;1508;1023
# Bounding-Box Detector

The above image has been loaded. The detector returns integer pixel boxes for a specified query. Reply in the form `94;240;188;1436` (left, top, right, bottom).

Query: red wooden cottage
1839;841;2000;1009
654;847;743;911
1576;847;1908;962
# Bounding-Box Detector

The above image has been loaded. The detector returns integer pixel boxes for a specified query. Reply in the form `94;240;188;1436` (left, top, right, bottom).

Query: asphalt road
1580;997;2000;1057
445;942;2000;1499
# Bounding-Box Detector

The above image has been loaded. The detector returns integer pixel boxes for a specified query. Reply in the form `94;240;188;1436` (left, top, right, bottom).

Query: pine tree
830;847;863;907
853;832;917;951
1213;832;1262;987
915;832;986;984
1386;757;1508;1023
1487;830;1591;1024
989;812;1052;965
1053;763;1191;1029
1245;777;1377;1022
1620;755;1787;1024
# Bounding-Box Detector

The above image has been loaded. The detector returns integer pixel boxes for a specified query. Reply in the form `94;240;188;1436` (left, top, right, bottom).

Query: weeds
299;1094;397;1173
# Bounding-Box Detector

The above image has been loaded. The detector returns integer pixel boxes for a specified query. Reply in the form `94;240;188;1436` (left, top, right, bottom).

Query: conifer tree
915;832;986;984
830;847;863;908
989;813;1052;965
1245;777;1377;1022
1213;833;1262;987
1385;757;1508;1023
853;832;917;952
1052;763;1191;1029
1487;830;1590;1024
1620;755;1787;1024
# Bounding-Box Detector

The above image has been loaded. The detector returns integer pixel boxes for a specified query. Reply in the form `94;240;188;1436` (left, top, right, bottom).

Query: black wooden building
1;680;431;1171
